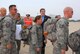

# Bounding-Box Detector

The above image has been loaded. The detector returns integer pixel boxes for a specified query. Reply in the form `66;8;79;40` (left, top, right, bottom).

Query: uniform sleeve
2;18;12;45
31;25;38;46
44;19;49;32
0;23;3;38
56;20;68;50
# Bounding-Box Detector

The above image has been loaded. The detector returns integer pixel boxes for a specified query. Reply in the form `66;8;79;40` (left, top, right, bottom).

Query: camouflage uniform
75;48;80;54
53;17;69;54
29;24;43;54
0;16;5;44
68;29;80;54
0;15;17;54
44;18;58;44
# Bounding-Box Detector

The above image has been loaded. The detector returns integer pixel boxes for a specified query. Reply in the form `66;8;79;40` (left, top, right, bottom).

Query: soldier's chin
69;16;72;19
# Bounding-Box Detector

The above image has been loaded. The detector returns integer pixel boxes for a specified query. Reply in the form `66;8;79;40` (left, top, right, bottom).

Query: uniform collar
35;23;41;27
8;14;15;20
62;17;69;24
62;17;68;21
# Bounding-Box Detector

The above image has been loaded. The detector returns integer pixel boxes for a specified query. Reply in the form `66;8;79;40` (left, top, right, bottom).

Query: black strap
29;26;32;30
0;17;5;22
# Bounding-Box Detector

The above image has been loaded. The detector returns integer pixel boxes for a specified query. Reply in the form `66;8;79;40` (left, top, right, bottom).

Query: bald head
64;7;73;12
0;7;7;16
63;7;73;19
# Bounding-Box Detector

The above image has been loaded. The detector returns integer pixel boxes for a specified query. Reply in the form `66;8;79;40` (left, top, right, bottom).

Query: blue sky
0;0;80;20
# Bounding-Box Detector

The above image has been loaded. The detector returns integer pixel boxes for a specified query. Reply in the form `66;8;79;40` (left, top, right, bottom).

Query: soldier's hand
61;49;65;54
6;43;12;49
36;48;41;52
44;32;48;37
22;25;27;29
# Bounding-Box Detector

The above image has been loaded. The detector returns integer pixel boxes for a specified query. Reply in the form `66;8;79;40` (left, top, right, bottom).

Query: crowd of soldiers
0;4;80;54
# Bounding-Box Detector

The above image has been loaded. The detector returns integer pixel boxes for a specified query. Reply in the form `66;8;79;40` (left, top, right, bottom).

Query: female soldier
29;15;43;54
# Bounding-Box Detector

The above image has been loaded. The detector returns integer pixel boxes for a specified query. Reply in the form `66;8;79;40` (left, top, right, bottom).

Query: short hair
0;7;6;11
9;5;16;10
40;8;45;12
34;15;41;22
64;7;73;12
16;13;20;17
55;15;61;18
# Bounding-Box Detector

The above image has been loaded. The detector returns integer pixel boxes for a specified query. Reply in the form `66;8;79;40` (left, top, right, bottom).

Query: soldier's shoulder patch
6;22;11;28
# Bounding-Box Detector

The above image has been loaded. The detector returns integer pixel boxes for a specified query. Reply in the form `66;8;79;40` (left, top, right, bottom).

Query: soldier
0;8;7;45
53;7;73;54
43;17;61;54
29;15;43;54
44;18;60;44
0;5;18;54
